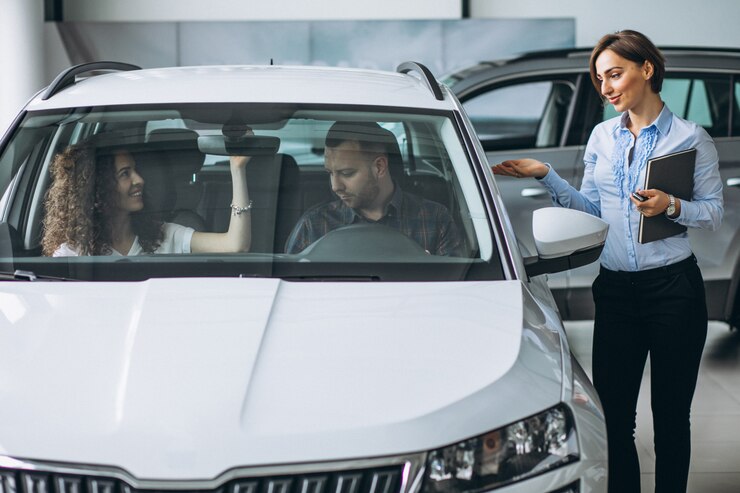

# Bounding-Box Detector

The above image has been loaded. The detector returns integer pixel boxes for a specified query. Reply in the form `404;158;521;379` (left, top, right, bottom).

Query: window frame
459;72;582;152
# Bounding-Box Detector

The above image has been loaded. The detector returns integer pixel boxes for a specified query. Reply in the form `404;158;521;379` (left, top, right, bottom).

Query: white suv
0;62;607;492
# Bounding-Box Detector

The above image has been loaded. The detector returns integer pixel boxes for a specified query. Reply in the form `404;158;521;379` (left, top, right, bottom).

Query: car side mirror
524;207;609;277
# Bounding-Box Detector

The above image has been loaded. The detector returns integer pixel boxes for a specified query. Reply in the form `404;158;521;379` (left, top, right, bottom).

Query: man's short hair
325;121;403;181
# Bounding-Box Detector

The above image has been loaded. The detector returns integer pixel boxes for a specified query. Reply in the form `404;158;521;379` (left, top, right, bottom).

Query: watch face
666;195;676;215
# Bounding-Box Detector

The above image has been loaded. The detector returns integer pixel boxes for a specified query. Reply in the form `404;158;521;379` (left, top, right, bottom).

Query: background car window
733;78;740;136
663;79;713;128
602;75;731;137
463;80;575;151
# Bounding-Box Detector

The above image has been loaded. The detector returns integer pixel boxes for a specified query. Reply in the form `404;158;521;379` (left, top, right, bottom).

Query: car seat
199;153;301;253
140;128;207;231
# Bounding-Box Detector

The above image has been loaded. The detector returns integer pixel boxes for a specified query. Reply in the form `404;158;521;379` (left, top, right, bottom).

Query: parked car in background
444;47;740;327
0;62;607;492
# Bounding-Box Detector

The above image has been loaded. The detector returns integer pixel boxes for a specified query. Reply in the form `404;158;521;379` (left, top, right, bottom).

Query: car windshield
0;103;503;281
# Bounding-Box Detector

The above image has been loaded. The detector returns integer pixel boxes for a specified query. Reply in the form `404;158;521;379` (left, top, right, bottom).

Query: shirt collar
387;182;404;214
617;103;673;136
654;104;673;136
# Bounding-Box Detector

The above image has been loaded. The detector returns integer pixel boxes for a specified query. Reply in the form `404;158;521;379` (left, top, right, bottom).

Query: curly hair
42;139;164;256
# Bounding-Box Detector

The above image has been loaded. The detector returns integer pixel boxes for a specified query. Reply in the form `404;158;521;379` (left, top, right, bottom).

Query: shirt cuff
535;162;552;180
671;199;687;222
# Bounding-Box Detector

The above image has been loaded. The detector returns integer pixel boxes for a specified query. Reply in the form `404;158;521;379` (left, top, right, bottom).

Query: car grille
0;466;403;493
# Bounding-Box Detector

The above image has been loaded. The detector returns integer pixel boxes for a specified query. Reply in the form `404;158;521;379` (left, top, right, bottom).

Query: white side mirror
533;207;608;259
525;208;609;277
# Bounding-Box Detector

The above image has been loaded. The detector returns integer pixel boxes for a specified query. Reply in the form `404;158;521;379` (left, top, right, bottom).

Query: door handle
727;177;740;188
521;187;549;198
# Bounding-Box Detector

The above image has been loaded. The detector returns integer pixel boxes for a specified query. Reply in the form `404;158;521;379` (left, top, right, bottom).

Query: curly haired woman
42;136;252;256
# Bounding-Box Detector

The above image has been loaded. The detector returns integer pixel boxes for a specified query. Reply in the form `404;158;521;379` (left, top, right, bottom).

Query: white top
53;223;195;257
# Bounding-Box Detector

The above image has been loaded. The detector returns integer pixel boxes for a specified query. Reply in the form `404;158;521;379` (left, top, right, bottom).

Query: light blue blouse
539;104;723;272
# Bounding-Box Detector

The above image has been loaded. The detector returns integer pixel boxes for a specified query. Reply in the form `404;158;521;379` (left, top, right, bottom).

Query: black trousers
591;255;707;493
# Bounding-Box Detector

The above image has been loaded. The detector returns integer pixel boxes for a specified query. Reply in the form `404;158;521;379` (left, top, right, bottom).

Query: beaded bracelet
230;200;254;216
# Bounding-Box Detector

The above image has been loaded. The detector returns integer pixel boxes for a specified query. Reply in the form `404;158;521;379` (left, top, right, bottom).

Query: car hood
0;278;563;480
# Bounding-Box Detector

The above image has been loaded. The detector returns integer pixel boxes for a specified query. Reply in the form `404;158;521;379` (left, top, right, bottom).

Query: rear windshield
0;104;504;281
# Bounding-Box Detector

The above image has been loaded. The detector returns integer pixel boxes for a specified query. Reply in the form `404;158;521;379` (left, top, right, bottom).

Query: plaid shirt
285;185;464;256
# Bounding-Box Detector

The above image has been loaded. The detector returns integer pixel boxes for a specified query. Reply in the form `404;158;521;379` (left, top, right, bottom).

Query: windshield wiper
0;269;78;281
282;275;381;282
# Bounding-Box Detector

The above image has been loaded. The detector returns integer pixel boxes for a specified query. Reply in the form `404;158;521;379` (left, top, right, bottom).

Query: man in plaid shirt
285;121;463;256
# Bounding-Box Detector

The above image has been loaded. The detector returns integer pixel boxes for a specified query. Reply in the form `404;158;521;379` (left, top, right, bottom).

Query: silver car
445;47;740;327
0;62;608;492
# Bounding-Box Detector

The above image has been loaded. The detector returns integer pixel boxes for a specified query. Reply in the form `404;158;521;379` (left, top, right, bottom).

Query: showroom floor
564;321;740;493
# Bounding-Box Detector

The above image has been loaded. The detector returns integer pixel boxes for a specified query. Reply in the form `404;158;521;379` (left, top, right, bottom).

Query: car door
459;72;590;315
460;74;583;249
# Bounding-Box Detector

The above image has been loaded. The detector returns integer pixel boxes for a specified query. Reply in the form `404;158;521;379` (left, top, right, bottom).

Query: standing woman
42;136;253;256
493;30;723;492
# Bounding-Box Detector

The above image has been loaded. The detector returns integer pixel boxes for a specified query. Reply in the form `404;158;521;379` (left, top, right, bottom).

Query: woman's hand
230;155;251;169
191;128;253;254
492;158;550;179
630;188;679;217
229;127;254;169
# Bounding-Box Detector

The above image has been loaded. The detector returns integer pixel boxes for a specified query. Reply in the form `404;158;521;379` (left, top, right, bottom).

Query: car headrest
146;128;205;177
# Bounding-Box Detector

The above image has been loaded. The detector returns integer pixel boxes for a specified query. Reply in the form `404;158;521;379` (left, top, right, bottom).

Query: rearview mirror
197;135;281;156
524;207;609;277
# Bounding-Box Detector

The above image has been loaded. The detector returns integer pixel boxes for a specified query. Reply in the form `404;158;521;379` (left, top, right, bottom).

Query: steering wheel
299;223;430;261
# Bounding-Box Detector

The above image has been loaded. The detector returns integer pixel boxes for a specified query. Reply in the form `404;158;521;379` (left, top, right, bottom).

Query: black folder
638;148;696;244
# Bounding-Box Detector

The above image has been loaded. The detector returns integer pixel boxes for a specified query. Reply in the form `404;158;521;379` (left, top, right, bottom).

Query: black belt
599;254;698;282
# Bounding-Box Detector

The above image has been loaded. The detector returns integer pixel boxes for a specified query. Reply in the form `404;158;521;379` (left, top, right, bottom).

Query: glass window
662;78;716;128
733;78;740;136
685;80;713;127
463;80;575;151
0;104;503;282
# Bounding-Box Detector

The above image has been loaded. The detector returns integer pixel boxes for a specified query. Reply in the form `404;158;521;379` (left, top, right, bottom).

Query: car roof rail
659;46;740;57
508;45;740;64
512;47;593;62
41;61;142;100
396;61;444;101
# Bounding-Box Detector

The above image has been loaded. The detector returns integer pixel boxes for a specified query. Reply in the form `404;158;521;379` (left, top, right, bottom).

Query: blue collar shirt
538;105;723;271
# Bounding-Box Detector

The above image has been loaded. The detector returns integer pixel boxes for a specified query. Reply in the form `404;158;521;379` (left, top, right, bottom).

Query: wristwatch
665;194;676;217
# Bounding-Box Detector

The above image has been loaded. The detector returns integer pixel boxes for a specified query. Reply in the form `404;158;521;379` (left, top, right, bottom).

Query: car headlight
423;404;578;492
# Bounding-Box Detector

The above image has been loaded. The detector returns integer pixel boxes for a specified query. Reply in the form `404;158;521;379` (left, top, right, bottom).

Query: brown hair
42;138;163;256
589;29;666;94
325;121;404;182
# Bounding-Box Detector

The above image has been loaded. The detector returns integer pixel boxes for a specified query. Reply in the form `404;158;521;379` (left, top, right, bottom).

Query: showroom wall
472;0;740;48
60;0;740;48
0;1;45;135
52;19;574;75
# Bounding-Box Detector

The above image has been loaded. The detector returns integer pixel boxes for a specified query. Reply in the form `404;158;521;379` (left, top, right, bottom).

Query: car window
733;77;740;137
0;104;503;282
462;79;576;151
602;74;731;137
